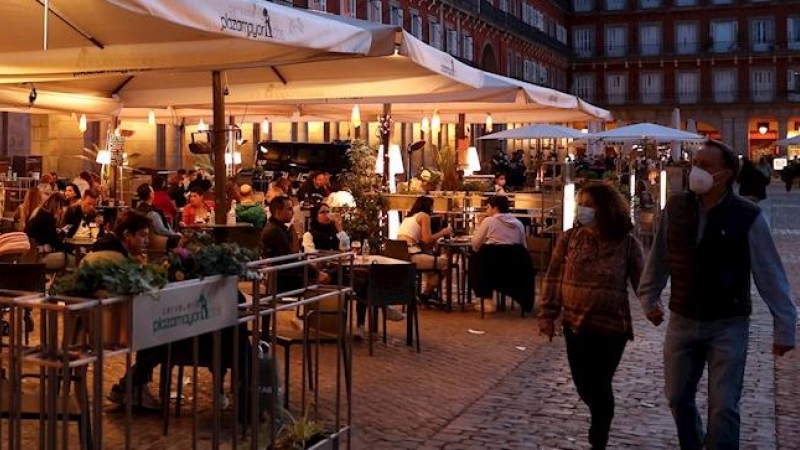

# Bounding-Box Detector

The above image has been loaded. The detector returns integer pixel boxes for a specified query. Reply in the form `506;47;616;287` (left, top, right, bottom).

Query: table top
439;237;473;247
349;255;410;266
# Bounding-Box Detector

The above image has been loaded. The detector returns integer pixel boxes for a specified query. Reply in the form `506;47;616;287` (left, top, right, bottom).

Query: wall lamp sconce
757;122;769;135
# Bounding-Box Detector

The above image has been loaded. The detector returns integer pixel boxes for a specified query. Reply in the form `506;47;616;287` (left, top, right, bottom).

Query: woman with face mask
537;182;645;450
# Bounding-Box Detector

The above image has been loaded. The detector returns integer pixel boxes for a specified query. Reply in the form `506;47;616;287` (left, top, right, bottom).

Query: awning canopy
478;124;587;140
775;135;800;146
589;123;704;142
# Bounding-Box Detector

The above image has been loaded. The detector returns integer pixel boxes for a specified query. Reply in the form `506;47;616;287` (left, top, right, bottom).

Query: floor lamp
406;140;426;190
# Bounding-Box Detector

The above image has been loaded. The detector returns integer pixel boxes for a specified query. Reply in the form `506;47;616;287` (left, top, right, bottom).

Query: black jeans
564;328;628;450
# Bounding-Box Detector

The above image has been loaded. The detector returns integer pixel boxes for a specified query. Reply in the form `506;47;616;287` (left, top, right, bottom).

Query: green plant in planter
434;145;459;191
341;140;387;250
459;180;489;192
51;259;168;297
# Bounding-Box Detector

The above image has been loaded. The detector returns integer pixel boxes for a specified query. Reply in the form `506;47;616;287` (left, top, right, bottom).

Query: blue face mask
577;206;596;226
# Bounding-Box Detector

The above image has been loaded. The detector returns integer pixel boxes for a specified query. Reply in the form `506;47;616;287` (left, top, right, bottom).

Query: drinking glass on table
351;240;362;256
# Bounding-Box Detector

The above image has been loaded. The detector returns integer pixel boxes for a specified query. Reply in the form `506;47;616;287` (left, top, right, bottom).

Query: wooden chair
0;262;45;343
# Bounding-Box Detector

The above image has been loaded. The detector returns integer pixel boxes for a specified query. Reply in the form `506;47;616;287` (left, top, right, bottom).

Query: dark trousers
119;345;168;387
564;328;628;450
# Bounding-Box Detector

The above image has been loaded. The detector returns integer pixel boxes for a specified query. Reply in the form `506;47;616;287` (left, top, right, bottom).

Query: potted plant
341;140;387;250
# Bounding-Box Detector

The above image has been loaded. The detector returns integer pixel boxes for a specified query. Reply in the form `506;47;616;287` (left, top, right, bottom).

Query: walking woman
537;182;645;450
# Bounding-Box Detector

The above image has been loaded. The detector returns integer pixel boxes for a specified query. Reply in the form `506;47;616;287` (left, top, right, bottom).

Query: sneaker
385;307;406;322
107;384;124;405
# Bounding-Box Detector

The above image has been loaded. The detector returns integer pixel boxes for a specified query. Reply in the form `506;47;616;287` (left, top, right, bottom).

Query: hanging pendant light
78;114;87;133
197;118;208;132
421;117;430;134
148;109;156;126
431;110;441;134
485;113;493;132
261;118;270;135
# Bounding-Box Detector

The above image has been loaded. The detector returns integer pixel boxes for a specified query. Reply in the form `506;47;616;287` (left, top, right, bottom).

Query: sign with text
131;276;238;351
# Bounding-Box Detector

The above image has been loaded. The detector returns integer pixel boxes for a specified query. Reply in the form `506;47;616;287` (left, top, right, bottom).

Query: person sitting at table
64;183;81;208
151;176;178;225
236;184;267;229
25;193;75;270
13;185;45;231
301;203;349;253
262;196;331;287
136;183;181;245
63;188;104;239
491;173;508;195
296;171;330;209
167;173;187;208
89;211;163;409
397;196;451;306
180;187;215;226
470;195;527;313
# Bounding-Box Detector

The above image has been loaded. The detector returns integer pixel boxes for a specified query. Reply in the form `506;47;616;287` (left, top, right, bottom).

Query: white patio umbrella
589;123;705;142
477;124;586;140
774;135;800;146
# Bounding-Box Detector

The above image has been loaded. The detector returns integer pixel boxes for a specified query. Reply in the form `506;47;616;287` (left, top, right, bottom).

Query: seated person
301;203;349;253
64;182;81;208
25;193;75;270
491;173;508;194
296;171;330;209
397;196;451;306
235;184;267;229
471;195;527;312
180;187;214;226
92;211;163;409
151;176;178;225
136;183;181;245
63;188;104;239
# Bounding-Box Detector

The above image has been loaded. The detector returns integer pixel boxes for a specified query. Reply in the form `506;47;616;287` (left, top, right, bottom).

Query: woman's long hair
409;196;434;216
579;182;633;241
40;193;68;216
309;203;336;234
20;186;44;224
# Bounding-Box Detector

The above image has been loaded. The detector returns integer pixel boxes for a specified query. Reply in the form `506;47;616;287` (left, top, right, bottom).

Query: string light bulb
351;105;361;128
148;109;156;126
421;117;430;134
198;118;208;132
485;113;493;132
431;110;441;134
261;118;270;135
78;114;87;133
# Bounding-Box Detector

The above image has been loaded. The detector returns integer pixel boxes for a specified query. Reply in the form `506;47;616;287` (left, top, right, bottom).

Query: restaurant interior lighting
431;111;441;134
630;172;636;198
465;146;481;176
148;109;156;126
660;170;667;210
197;119;208;132
224;151;242;165
485;114;493;132
421;117;430;134
375;144;384;175
388;144;404;193
78;114;87;133
758;122;769;135
261;118;270;135
351;105;361;128
562;183;575;232
581;128;589;134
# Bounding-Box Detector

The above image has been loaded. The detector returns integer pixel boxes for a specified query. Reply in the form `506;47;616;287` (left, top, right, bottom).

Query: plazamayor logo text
152;295;214;334
220;7;273;39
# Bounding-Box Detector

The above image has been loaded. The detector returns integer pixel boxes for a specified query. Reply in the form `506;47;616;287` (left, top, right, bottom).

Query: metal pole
381;104;392;184
212;71;227;224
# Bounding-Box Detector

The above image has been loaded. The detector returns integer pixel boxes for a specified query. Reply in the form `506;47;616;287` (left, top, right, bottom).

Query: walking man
638;140;797;450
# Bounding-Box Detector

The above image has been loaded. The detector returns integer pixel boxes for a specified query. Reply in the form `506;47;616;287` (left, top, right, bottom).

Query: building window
639;0;660;8
573;27;595;57
640;72;663;104
639;23;661;56
711;0;733;4
556;25;568;44
675;0;696;5
788;69;800;101
429;20;442;49
507;51;515;77
676;71;699;104
368;0;382;22
524;60;535;82
750;18;774;52
340;0;356;18
498;0;508;12
676;22;698;54
410;13;423;39
788;16;800;50
605;25;627;57
573;0;593;12
606;73;627;104
710;20;738;53
389;4;403;27
712;69;736;103
446;28;459;57
605;0;626;11
516;53;523;79
573;73;595;101
750;68;775;102
308;0;327;12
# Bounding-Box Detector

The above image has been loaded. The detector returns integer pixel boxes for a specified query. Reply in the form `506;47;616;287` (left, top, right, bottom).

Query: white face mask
577;206;596;226
689;167;717;194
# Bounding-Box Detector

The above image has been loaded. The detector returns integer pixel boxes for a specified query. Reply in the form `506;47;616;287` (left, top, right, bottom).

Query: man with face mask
638;140;797;450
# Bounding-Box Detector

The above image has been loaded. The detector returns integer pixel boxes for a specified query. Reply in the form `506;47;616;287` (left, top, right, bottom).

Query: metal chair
365;263;419;355
382;239;446;305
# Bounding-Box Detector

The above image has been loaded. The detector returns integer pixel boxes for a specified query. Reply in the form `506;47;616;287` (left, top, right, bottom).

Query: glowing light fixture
630;172;636;198
431;110;441;134
660;170;667;210
351;105;361;128
465;146;481;176
485;114;493;132
224;151;243;165
78;114;87;133
148;109;156;126
375;144;385;174
581;128;589;134
261;118;270;135
95;150;111;165
197;118;208;132
388;144;404;193
563;183;575;232
757;122;769;135
421;117;430;134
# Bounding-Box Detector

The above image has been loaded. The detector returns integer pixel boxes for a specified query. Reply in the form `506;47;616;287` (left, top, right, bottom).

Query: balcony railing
574;39;800;60
592;91;800;107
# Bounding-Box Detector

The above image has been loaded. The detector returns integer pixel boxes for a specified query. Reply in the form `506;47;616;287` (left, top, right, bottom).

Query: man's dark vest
666;191;760;321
